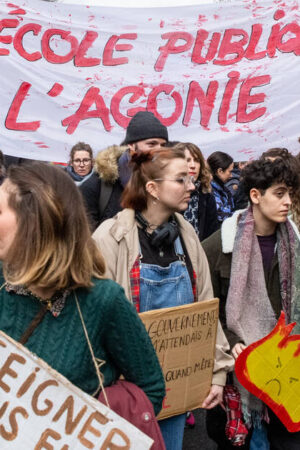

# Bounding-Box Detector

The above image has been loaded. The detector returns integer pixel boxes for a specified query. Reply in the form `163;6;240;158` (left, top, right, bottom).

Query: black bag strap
19;305;48;345
98;181;113;218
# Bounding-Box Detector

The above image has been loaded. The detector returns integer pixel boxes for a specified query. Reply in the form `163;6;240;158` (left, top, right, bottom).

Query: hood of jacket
221;209;245;254
94;145;127;183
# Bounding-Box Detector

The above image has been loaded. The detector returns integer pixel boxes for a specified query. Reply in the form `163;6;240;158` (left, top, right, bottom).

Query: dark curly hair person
234;147;297;211
202;157;300;450
242;157;299;200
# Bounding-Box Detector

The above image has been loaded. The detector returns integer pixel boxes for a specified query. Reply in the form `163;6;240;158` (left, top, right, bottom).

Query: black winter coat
197;191;220;241
80;173;123;231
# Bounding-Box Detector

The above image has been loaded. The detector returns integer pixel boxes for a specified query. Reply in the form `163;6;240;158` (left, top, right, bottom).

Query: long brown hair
174;142;212;193
4;162;105;289
121;147;186;211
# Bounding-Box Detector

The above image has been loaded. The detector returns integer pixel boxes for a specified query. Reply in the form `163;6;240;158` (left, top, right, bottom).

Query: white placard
0;331;153;449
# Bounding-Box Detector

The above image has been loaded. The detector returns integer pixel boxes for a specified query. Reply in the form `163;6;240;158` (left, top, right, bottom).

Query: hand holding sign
235;311;300;432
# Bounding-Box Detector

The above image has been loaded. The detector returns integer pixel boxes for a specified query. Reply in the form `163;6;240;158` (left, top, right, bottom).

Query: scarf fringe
242;403;270;429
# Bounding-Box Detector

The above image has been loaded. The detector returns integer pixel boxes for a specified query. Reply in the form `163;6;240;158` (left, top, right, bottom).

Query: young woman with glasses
65;141;94;186
93;147;233;450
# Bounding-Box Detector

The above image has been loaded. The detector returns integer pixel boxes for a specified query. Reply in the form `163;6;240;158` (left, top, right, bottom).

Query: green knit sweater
0;275;165;415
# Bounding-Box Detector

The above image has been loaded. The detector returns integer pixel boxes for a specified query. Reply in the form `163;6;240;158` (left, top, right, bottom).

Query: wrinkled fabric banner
0;0;299;162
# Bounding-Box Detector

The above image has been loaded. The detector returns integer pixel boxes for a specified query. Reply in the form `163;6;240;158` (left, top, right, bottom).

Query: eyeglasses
153;175;195;187
73;158;92;165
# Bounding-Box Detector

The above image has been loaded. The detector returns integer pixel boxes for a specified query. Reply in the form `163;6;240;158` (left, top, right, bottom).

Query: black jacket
80;173;123;231
197;191;219;241
80;146;126;231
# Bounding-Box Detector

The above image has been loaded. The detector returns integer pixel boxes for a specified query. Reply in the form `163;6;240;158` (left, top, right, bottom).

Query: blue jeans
159;414;186;450
250;424;269;450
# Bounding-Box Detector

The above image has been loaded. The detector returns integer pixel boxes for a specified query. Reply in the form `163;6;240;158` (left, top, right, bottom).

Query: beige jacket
93;209;234;385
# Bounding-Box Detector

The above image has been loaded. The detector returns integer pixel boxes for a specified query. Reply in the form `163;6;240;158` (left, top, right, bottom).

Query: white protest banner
0;0;299;162
140;299;219;420
0;331;153;449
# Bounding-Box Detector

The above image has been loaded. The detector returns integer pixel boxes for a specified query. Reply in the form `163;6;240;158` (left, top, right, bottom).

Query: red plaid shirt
129;255;197;313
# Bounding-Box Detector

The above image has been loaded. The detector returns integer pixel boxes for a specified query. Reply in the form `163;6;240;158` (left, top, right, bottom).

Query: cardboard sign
235;311;300;433
140;298;219;420
0;331;153;449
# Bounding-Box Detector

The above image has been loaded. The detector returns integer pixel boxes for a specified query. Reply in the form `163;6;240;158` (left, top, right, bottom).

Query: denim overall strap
165;236;197;301
139;236;194;313
139;236;193;450
173;235;185;258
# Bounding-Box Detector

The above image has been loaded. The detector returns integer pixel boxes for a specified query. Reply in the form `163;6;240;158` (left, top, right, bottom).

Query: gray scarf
226;208;300;426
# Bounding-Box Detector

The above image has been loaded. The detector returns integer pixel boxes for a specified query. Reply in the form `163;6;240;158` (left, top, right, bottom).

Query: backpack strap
98;180;113;219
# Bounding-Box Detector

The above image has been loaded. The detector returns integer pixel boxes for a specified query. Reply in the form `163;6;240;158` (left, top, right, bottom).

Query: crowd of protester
1;111;300;450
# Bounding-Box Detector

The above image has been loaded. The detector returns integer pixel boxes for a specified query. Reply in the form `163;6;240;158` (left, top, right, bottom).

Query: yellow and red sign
236;311;300;432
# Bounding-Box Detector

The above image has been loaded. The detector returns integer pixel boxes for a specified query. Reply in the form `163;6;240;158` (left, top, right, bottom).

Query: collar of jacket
94;145;127;183
110;209;137;242
221;208;300;254
221;209;247;254
211;177;225;190
109;208;198;256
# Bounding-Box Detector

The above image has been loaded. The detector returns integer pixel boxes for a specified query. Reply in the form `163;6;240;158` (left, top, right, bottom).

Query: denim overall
140;236;194;450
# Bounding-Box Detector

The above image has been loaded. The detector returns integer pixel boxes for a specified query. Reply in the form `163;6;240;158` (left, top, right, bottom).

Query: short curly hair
243;158;299;201
69;142;93;162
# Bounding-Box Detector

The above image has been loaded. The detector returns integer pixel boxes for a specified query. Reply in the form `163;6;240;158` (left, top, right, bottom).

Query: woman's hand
231;343;246;360
202;384;224;409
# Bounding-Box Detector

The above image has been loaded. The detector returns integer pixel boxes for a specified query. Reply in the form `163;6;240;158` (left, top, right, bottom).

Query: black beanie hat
122;111;168;145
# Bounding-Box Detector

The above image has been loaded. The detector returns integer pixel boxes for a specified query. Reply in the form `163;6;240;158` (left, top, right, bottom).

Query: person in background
225;161;247;196
80;145;126;231
175;142;218;241
207;151;234;224
0;163;165;423
93;146;234;450
80;111;168;230
261;147;292;162
0;150;6;185
234;148;296;212
291;152;300;231
65;141;94;186
202;158;300;450
119;111;168;186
